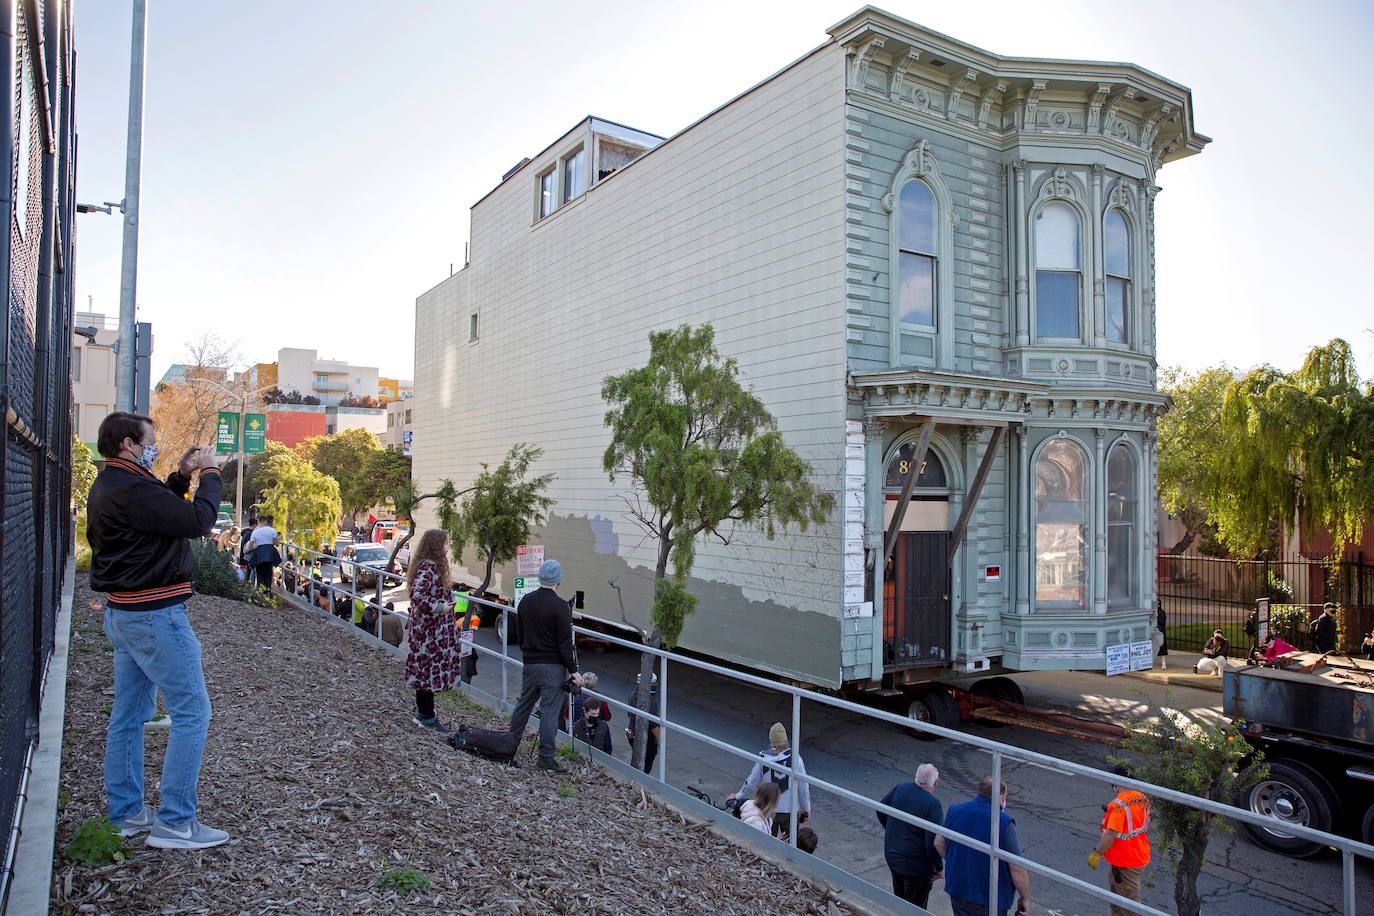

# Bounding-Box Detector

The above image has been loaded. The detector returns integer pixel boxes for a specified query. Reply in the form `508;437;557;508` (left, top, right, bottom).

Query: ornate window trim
1029;168;1090;344
881;429;961;496
1103;179;1141;351
1105;436;1142;608
883;140;956;369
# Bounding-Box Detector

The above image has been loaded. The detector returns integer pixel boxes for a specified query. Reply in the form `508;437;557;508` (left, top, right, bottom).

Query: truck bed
1224;654;1374;748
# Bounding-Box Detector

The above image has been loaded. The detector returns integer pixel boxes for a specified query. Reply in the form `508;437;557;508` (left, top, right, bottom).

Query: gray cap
538;559;562;586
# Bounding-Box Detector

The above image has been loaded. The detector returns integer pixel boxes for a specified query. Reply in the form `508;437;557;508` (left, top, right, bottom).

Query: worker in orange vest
455;586;480;682
1088;767;1151;916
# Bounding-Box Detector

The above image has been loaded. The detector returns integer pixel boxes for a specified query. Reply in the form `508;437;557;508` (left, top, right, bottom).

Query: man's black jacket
87;457;222;610
516;587;578;672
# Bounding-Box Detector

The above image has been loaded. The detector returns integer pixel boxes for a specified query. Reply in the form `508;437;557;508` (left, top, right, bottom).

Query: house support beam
946;425;1006;567
882;420;936;565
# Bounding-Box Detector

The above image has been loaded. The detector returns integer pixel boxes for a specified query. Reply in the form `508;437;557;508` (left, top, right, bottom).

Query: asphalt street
296;550;1371;915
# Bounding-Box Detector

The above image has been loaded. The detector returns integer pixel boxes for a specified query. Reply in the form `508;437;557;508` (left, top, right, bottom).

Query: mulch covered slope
50;577;853;915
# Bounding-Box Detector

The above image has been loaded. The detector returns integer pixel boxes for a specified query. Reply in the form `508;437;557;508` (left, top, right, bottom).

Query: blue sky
73;0;1374;385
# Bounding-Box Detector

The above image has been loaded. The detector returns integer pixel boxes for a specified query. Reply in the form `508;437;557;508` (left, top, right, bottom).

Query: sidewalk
1120;655;1227;693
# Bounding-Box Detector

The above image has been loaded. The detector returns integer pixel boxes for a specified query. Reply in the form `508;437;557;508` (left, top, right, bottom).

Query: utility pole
115;0;148;412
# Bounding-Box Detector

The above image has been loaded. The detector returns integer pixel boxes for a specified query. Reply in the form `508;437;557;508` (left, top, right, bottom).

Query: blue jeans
508;663;567;759
103;603;212;827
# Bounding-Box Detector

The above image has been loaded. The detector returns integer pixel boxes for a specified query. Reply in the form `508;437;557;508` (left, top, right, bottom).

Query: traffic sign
513;575;538;607
243;413;267;453
515;545;544;577
215;412;239;454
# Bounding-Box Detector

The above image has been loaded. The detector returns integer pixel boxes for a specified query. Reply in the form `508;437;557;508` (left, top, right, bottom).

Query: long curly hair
406;528;451;592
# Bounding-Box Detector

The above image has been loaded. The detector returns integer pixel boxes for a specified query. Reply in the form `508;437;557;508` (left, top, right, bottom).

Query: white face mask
134;441;159;472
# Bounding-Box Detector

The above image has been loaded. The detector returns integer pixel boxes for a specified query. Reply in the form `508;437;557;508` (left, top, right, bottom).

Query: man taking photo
87;411;229;849
506;559;581;773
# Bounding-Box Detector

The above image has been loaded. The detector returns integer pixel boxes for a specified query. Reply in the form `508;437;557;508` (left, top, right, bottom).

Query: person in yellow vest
1088;767;1151;916
454;585;480;682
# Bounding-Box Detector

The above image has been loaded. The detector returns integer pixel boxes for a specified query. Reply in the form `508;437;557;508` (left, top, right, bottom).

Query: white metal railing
275;538;1374;916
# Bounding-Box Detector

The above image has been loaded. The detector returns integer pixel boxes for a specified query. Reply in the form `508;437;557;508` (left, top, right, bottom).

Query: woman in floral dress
405;529;463;731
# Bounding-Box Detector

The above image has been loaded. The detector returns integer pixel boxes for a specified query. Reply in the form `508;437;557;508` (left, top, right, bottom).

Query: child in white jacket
740;781;779;834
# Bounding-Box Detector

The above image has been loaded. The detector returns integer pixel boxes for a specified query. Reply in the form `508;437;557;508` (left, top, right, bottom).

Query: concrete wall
415;43;851;686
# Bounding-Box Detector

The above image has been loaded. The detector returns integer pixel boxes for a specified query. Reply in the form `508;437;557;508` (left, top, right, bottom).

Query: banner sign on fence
215;411;239;453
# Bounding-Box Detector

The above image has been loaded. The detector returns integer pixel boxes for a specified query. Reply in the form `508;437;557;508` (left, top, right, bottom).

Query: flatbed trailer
1224;653;1374;856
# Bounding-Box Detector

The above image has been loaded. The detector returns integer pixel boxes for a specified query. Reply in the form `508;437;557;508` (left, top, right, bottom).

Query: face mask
135;442;159;472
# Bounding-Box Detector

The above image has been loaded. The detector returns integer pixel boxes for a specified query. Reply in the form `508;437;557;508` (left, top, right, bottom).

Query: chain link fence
1;0;78;907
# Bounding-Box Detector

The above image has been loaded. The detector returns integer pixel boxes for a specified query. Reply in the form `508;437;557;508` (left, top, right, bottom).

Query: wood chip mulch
49;576;855;915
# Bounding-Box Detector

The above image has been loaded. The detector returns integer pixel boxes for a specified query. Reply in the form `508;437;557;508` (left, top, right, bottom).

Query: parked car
392;542;410;572
338;543;392;589
210;512;234;538
369;520;396;544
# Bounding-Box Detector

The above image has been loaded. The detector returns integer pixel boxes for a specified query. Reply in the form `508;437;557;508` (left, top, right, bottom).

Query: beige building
71;312;119;450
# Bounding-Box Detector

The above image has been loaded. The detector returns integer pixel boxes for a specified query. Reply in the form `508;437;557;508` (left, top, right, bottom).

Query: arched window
1105;210;1131;344
898;181;937;328
1035;438;1088;610
1034;202;1081;339
1107;443;1137;607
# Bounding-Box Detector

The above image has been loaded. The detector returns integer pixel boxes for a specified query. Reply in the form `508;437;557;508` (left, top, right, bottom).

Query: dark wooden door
884;531;951;667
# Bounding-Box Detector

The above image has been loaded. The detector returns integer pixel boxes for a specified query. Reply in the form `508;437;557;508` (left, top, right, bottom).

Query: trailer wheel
906;689;959;739
1239;759;1340;857
1362;803;1374;846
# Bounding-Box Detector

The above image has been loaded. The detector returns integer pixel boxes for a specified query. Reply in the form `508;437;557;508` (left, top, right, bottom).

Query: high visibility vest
454;593;469;618
1101;790;1151;867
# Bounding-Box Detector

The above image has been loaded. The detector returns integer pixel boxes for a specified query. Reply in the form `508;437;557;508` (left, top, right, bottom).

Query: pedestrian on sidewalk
1310;603;1338;654
404;529;463;733
249;514;281;591
1154;600;1169;669
935;776;1031;916
88;412;230;850
1088;767;1151;916
507;559;582;773
877;763;944;909
238;517;258;581
740;781;780;834
1194;629;1230;676
726;723;812;840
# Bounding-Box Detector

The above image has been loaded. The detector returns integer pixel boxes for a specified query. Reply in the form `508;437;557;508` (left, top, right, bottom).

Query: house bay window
1035;438;1088;610
1105;209;1131;344
1107;443;1137;607
1034;201;1082;339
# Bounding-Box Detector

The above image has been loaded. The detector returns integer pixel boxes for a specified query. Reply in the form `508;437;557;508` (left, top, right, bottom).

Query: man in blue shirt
935;777;1032;916
877;763;944;908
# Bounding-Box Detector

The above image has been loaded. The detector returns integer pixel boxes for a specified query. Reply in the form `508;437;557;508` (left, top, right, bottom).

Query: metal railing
278;539;1374;916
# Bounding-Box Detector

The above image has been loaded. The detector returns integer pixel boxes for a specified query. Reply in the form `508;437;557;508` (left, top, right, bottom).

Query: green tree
258;450;341;553
358;449;412;519
1157;365;1237;555
436;443;555;599
1112;708;1267;916
300;428;382;523
1212;339;1373;557
71;433;98;515
601;324;835;768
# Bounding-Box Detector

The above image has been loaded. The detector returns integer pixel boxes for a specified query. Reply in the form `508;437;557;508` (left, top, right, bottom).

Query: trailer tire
905;689;959;739
1239;759;1340;857
1362;803;1374;846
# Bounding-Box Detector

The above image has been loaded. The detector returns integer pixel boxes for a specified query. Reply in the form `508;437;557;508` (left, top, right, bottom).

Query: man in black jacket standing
877;762;944;908
507;559;581;772
1312;603;1339;654
87;412;229;850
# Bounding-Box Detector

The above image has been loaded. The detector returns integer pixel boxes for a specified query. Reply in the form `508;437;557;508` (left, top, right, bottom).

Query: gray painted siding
414;45;852;687
844;105;1008;375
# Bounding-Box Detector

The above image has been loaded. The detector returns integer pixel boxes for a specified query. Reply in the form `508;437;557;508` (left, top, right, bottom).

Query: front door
884;531;951;667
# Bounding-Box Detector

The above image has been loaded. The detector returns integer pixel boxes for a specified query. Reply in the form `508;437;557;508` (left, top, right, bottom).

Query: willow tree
1211;339;1373;557
258;450;341;555
1157;365;1237;554
602;324;835;768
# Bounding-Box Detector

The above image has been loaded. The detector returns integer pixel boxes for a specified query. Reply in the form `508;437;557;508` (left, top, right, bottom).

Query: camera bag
448;724;521;764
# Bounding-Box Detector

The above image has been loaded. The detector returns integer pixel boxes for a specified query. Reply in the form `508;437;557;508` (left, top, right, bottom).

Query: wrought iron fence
0;1;78;908
1158;553;1373;652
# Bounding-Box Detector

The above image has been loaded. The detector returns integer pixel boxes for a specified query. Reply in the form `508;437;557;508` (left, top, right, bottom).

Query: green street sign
215;412;239;454
243;413;267;453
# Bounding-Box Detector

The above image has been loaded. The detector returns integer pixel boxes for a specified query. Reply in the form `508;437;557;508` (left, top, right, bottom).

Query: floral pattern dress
404;560;462;691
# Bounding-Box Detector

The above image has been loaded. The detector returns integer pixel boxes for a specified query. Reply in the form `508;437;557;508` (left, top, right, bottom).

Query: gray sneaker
111;804;156;836
145;819;230;849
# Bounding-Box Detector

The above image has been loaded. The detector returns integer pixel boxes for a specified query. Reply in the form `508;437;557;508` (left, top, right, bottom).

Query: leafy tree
258;450;341;553
358;449;412;517
601;324;835;768
1156;365;1236;555
1112;708;1267;916
1212;339;1373;557
436;444;555;599
147;332;260;478
71;433;98;515
299;428;382;523
220;440;294;512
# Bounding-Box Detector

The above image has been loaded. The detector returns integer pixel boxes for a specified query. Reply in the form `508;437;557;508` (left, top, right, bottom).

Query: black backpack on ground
448;724;521;764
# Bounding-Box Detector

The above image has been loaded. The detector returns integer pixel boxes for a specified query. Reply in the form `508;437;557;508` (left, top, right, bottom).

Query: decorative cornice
1086;83;1112;131
1101;87;1137;141
889;48;921;103
847;35;887;91
946;68;979;120
977;79;1008;131
1107;180;1136;211
1023;80;1047;132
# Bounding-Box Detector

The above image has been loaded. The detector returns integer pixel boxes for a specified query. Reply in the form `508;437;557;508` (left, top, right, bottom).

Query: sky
72;0;1374;386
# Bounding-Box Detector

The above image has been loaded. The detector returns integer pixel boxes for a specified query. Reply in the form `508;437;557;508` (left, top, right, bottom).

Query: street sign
513;575;538;608
243;413;267;453
515;545;544;577
215;412;239;454
403;430;412;445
